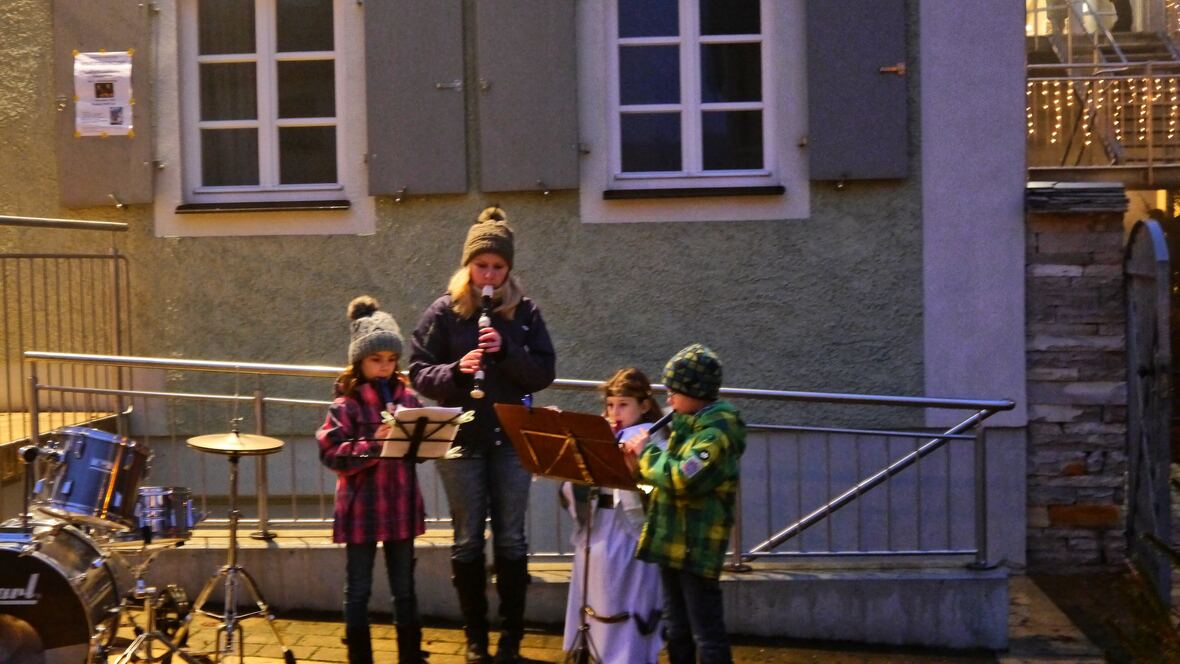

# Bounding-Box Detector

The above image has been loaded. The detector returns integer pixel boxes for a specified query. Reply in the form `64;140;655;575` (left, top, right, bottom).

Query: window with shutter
580;0;809;223
157;0;373;236
179;0;348;208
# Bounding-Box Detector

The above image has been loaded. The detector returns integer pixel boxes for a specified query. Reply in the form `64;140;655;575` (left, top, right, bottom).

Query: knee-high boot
493;556;529;664
395;622;425;663
452;558;490;663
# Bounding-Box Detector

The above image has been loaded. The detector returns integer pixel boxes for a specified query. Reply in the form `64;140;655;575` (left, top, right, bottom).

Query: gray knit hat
662;344;722;401
347;295;404;365
461;207;514;267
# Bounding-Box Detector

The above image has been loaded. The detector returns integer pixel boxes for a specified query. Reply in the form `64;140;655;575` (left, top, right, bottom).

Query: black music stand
493;404;637;664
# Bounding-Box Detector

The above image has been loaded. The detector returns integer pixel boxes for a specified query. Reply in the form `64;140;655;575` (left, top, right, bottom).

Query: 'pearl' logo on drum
0;573;40;605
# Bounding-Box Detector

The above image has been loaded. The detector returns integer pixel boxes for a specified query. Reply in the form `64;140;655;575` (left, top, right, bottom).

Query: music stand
378;406;465;461
174;430;295;664
493;404;636;664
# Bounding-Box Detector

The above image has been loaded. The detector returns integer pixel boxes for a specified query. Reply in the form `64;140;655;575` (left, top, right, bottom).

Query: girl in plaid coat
317;296;426;664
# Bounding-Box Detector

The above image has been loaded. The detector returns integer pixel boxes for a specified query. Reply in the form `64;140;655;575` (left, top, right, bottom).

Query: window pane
202;129;259;186
619;0;678;38
700;0;760;35
620;45;680;105
700;43;761;103
621;113;681;172
199;0;255;55
278;61;335;118
277;0;334;52
279;126;337;184
200;63;257;121
702;110;762;170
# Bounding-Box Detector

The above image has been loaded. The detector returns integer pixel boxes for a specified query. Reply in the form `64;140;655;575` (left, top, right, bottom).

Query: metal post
23;370;41;528
252;389;276;540
724;476;752;573
971;429;990;569
109;249;128;437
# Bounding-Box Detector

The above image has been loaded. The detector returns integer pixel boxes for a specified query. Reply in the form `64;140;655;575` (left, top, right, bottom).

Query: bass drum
0;520;127;664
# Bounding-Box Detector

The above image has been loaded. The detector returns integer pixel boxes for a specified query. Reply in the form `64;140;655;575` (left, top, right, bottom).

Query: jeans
660;566;732;664
344;539;418;664
436;442;532;562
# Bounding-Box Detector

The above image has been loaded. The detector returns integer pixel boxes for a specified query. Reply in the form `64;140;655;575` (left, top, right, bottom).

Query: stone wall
1025;209;1128;572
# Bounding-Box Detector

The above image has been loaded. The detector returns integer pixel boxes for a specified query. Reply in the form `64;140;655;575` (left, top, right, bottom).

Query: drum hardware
94;533;193;663
172;423;295;664
103;580;198;664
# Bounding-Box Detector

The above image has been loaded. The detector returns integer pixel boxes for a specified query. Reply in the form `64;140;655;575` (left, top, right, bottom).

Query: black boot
452;558;491;664
493;556;529;664
396;622;427;663
344;605;373;664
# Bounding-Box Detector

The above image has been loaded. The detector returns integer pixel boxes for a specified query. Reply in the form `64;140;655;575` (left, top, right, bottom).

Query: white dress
561;423;664;664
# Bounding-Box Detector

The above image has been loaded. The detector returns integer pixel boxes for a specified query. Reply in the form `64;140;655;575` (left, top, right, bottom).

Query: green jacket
635;400;746;578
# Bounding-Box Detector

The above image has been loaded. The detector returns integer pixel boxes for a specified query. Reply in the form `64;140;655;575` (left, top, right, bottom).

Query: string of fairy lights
1026;75;1180;148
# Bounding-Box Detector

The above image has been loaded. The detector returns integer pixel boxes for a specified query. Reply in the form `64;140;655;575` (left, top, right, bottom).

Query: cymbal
186;431;284;456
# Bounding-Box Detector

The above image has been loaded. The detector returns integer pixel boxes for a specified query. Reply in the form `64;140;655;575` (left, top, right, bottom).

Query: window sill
175;200;351;214
602;185;785;200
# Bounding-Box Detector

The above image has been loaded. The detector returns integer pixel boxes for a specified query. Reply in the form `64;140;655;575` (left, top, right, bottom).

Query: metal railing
1027;0;1126;64
0;216;131;485
1028;61;1180;180
20;351;1015;568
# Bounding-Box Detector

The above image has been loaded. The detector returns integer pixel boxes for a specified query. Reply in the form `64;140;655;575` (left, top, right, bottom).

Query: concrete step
107;525;1009;650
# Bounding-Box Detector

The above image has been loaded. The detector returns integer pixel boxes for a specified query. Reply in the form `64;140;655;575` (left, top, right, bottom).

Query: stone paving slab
103;576;1098;663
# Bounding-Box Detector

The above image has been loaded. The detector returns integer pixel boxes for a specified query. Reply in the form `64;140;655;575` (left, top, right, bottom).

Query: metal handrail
23;351;1014;566
0;215;128;232
29;351;1016;412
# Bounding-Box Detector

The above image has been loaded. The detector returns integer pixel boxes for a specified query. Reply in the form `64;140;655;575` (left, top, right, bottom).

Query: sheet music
379;406;465;458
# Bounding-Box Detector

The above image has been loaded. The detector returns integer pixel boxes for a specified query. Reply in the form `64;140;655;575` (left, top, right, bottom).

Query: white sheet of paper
74;51;133;137
380;406;464;458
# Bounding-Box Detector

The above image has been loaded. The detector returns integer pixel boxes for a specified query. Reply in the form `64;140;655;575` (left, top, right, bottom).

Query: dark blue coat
409;294;556;454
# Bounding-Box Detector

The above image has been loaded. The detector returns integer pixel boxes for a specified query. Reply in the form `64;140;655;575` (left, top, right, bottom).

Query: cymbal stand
173;448;295;664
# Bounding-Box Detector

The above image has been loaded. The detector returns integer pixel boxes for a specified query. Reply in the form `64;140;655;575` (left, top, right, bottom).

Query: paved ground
106;576;1103;663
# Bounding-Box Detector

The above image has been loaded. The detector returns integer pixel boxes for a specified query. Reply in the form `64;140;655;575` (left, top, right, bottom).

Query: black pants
659;566;732;664
344;540;418;664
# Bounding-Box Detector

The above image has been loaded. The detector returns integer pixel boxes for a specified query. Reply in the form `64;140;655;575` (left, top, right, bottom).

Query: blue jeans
660;566;732;664
436;442;532;562
344;539;418;664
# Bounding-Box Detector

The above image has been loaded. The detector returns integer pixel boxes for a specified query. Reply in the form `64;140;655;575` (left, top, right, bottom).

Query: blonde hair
601;367;663;425
447;268;524;319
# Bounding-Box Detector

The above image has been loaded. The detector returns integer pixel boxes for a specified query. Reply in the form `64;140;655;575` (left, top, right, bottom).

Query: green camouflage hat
662;343;722;400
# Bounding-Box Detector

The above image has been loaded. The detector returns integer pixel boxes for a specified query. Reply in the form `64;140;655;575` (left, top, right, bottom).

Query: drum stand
97;542;191;663
174;431;294;664
109;581;201;664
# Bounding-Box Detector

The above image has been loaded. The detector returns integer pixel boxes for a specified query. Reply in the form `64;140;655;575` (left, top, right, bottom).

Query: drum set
1;425;292;664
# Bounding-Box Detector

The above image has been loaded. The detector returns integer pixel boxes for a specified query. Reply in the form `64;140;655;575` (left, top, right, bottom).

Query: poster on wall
73;50;133;137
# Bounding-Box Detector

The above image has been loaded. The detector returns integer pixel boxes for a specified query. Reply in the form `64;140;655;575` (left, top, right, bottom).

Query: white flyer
73;51;133;137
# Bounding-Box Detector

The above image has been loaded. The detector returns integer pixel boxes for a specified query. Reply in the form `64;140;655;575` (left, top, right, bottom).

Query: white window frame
155;0;374;237
579;0;809;223
609;3;772;185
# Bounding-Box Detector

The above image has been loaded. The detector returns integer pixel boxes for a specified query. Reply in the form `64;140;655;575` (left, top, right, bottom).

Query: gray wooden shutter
53;0;155;208
366;0;467;195
475;0;578;193
806;0;908;180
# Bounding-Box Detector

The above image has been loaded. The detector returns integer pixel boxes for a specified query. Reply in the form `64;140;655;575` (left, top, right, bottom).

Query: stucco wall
0;1;924;427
